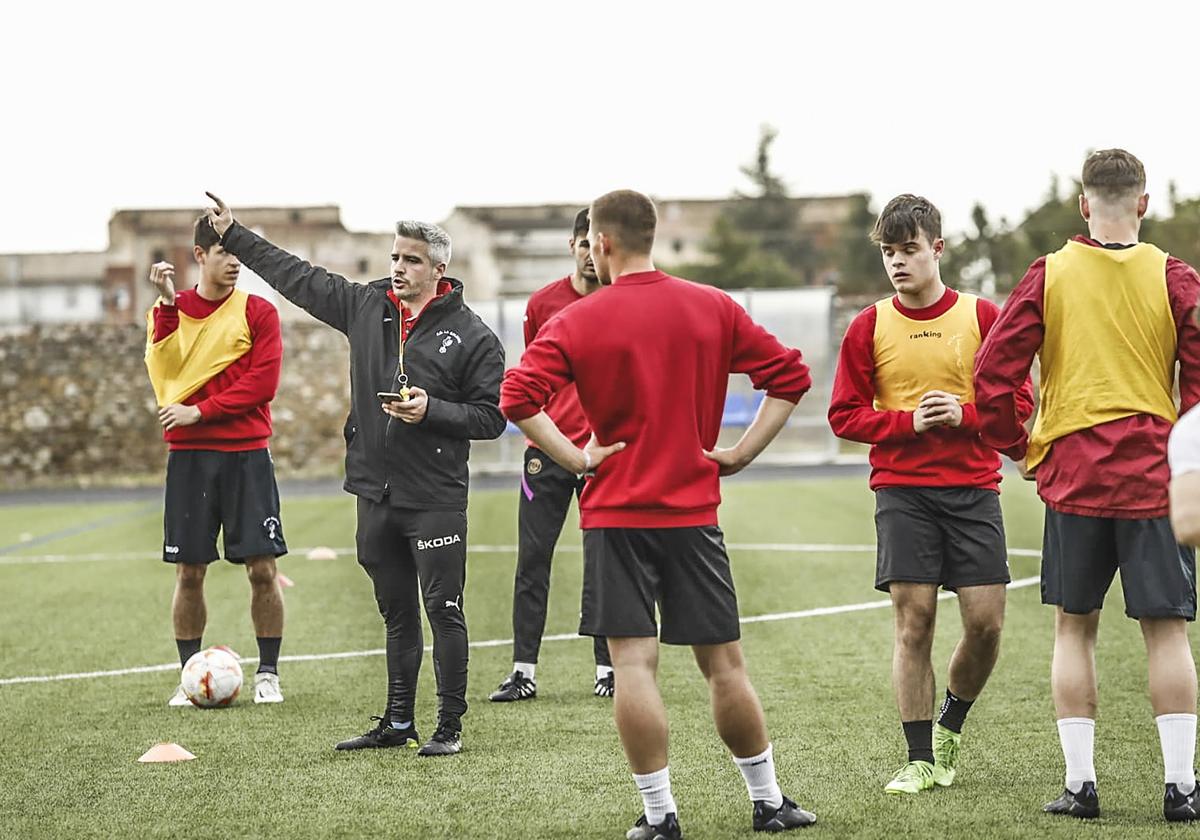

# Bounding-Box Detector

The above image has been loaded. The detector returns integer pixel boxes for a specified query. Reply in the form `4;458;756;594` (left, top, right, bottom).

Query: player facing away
502;190;817;837
144;216;287;706
204;193;506;757
829;195;1033;795
975;149;1200;822
490;208;614;704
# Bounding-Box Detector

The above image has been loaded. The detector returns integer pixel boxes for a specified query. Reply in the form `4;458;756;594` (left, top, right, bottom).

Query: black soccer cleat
594;672;615;698
334;716;420;751
625;812;683;840
417;725;462;757
1165;779;1200;822
1043;781;1100;819
489;670;536;702
753;796;816;832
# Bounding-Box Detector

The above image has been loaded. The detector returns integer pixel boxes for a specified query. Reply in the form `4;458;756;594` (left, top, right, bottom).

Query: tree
673;125;808;288
834;193;883;295
677;215;796;289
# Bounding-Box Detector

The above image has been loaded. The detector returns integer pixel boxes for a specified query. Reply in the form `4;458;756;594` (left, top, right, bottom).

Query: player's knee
1141;616;1191;649
176;563;207;588
245;558;277;588
896;610;936;649
964;615;1003;650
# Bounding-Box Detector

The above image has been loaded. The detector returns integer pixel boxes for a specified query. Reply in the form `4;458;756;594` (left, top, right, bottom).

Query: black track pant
513;448;611;667
356;498;468;729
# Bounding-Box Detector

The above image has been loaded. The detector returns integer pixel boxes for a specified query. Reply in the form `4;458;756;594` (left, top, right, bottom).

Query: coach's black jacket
221;222;506;511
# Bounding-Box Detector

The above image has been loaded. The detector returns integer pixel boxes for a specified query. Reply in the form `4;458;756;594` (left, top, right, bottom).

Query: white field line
0;561;1040;687
0;543;1045;566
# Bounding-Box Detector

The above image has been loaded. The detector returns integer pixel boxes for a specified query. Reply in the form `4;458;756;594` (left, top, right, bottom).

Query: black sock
902;720;934;764
176;637;202;669
937;689;975;734
256;636;282;675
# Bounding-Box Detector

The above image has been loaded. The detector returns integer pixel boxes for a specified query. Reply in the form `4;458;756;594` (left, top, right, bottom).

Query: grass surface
0;476;1194;838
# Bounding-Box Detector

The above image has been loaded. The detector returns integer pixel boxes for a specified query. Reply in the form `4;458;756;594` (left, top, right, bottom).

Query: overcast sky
4;0;1198;253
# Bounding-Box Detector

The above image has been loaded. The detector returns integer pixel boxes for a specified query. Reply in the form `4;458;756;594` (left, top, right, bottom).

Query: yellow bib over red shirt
144;289;253;407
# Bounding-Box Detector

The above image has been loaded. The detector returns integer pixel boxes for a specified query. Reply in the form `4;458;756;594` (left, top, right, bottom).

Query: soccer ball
181;646;244;707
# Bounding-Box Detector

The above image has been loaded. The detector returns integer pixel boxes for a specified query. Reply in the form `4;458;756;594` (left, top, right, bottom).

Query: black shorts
1042;508;1196;620
874;487;1010;592
579;526;740;646
162;449;288;564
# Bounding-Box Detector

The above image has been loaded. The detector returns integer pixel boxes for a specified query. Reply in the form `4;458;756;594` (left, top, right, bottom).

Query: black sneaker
1165;779;1200;822
625;812;682;840
334;716;420;751
489;670;536;702
417;725;462;757
594;672;615;698
1043;781;1100;819
753;796;816;831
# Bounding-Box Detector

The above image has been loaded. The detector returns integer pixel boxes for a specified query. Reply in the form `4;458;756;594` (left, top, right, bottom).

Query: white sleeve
1169;406;1200;477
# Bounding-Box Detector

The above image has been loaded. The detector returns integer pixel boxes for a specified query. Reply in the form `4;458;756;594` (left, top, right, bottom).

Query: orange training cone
277;573;295;588
138;743;196;763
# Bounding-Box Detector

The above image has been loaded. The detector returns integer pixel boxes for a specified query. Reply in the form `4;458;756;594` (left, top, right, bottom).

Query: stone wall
0;323;352;490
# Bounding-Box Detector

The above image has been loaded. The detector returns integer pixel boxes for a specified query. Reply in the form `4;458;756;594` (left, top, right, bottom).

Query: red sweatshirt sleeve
974;259;1046;460
501;316;574;421
728;301;811;402
193;297;282;420
972;297;1035;434
828;306;918;443
1168;258;1200;414
152;302;180;342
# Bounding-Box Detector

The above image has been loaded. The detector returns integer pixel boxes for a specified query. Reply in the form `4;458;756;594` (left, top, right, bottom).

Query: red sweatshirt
829;289;1034;491
975;236;1200;518
501;270;811;528
152;289;282;451
523;276;590;448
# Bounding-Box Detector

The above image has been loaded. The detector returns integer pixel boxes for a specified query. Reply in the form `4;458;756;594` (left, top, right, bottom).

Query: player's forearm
829;405;916;443
725;396;796;468
515;412;586;474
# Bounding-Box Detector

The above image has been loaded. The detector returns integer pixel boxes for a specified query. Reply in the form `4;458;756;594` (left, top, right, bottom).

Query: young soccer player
145;216;287;706
489;208;614;703
829;194;1033;795
976;149;1200;821
502;189;816;837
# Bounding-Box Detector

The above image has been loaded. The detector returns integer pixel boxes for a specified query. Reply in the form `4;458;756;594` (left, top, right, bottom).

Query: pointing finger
204;191;227;212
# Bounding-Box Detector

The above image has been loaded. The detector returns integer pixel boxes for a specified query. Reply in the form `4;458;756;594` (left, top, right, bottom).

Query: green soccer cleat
885;760;936;795
932;723;960;787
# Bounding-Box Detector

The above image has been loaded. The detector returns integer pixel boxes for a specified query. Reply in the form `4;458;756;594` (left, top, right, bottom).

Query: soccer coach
204;193;506;757
502;189;817;836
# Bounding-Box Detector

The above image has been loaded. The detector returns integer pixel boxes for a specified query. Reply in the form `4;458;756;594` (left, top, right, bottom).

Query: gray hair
395;220;452;267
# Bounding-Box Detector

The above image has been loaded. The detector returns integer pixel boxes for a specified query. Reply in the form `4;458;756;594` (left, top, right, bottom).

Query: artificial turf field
0;475;1194;839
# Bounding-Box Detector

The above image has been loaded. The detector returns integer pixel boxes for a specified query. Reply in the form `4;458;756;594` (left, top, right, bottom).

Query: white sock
597;665;613;680
1156;713;1197;793
734;743;783;809
632;766;676;825
1057;718;1096;792
514;662;535;680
